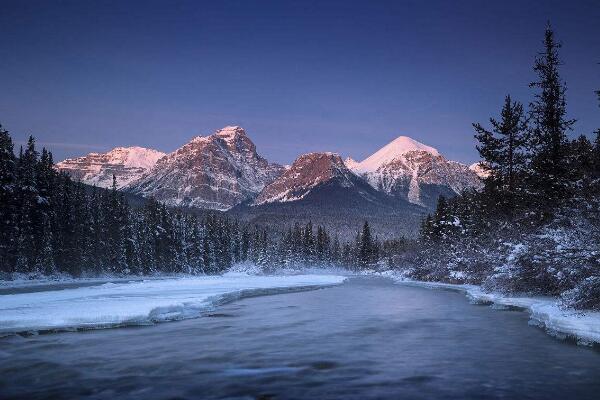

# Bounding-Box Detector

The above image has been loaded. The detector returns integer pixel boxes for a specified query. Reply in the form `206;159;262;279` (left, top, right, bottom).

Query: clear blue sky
1;0;599;164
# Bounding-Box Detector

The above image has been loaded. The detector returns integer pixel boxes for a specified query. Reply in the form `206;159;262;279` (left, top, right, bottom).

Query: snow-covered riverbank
0;274;346;335
375;271;600;346
2;268;600;347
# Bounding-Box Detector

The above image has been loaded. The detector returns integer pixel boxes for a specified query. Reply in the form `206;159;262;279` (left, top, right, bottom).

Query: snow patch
407;167;422;205
0;275;346;335
353;135;439;173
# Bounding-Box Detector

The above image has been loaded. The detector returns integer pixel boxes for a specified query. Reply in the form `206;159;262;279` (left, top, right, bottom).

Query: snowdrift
0;275;346;335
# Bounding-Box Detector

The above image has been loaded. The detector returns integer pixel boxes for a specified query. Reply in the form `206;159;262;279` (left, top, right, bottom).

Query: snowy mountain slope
126;126;284;211
254;152;374;205
352;136;440;174
229;152;426;239
55;146;166;189
347;136;482;209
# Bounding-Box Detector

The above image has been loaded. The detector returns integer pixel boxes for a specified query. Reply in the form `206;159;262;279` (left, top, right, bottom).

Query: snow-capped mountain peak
55;146;166;189
190;126;246;145
254;152;358;205
107;146;166;169
354;135;439;173
127;126;283;210
215;125;245;139
346;135;481;209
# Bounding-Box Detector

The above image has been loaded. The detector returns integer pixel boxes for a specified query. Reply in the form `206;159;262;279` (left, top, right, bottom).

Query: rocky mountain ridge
125;126;284;210
55;146;166;189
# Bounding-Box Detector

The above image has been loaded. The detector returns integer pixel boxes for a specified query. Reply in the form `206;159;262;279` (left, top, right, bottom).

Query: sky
0;0;599;165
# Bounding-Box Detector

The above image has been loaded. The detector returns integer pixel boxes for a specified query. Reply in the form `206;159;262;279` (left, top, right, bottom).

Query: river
1;276;599;399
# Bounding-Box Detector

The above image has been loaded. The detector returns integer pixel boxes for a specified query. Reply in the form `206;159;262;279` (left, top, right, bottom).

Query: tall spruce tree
34;148;56;271
473;95;528;211
0;125;17;272
594;86;600;178
15;136;39;272
528;24;575;210
359;221;373;266
593;130;600;179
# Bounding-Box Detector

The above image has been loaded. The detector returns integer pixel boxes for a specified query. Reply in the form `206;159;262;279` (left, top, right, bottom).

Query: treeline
415;25;600;310
0;129;395;277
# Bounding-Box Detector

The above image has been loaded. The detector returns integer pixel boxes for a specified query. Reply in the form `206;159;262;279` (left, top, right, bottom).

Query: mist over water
1;276;599;399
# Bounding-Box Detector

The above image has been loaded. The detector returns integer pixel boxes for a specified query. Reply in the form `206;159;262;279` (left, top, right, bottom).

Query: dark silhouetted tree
528;24;575;211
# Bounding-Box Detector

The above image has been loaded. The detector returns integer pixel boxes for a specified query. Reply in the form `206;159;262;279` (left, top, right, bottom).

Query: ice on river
0;274;346;335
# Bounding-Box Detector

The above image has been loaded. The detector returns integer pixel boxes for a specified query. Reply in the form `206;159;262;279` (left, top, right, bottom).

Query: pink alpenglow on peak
346;134;481;209
55;146;166;189
353;135;440;174
254;152;356;205
127;126;284;210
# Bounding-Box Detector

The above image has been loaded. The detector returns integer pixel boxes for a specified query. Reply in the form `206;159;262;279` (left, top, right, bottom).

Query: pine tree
594;88;600;179
303;221;314;263
34;148;56;271
593;129;600;179
359;221;373;266
103;175;127;272
473;95;528;211
0;125;17;272
37;217;56;275
15;136;39;272
331;235;341;264
528;24;575;210
87;186;105;274
428;195;461;242
240;225;250;262
316;225;326;262
54;174;78;275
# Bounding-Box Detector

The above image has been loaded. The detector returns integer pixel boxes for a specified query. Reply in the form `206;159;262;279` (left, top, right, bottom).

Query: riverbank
0;274;346;335
374;270;600;346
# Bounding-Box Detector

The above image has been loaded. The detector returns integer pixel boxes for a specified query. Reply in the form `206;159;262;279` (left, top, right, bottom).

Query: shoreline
377;272;600;347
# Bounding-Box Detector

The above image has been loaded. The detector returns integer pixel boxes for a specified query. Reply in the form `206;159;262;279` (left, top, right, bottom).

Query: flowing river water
1;276;599;399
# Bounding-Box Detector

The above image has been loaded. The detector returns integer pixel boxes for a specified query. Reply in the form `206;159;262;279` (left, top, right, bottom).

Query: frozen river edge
0;274;346;336
379;273;600;346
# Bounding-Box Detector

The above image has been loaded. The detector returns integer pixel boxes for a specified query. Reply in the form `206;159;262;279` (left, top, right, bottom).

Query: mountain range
56;126;483;237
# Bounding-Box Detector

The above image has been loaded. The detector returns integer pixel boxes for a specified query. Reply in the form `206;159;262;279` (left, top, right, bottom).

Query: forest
415;25;600;310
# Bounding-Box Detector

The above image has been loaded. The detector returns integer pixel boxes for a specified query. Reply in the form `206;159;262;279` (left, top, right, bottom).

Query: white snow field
0;274;346;335
381;274;600;346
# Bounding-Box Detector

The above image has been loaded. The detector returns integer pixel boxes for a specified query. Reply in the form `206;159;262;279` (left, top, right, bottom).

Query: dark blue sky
1;0;599;164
